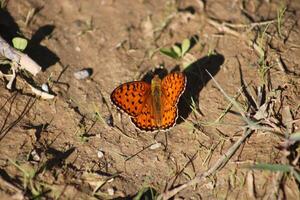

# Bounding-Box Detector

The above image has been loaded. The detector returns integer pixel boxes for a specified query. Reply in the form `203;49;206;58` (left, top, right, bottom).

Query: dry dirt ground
0;0;300;199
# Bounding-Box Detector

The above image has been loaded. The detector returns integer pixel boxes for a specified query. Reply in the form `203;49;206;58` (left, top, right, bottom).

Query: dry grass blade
29;85;55;99
214;84;245;123
157;129;253;200
205;70;255;126
206;18;271;56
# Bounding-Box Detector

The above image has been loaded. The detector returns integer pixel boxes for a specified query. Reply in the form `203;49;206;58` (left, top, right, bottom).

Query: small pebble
97;149;104;158
150;142;161;150
106;115;113;126
41;83;49;92
204;182;214;189
31;149;40;162
73;68;93;80
75;46;81;52
107;187;114;196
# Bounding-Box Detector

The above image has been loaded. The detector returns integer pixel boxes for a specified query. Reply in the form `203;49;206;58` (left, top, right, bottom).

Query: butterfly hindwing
110;81;151;117
161;106;177;130
132;103;178;132
131;101;159;132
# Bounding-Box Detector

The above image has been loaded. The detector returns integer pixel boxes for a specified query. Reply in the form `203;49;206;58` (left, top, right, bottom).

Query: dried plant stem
207;18;268;56
0;36;41;76
223;19;276;29
158;128;253;200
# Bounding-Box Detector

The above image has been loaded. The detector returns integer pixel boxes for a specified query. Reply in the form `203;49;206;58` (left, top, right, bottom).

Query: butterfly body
111;72;186;132
151;75;163;126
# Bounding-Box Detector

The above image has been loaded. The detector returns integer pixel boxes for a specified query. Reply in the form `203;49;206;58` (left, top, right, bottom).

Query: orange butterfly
111;72;186;132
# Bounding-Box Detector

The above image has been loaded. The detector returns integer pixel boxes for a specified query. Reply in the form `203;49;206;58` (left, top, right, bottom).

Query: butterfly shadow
178;54;225;123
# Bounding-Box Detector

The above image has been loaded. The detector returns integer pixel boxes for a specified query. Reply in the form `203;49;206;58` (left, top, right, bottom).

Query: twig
246;170;256;199
275;55;287;73
223;19;276;29
6;63;16;90
205;70;252;125
207;18;265;56
0;36;41;76
125;142;155;161
157;128;253;200
266;171;284;199
28;84;55;99
214;83;247;123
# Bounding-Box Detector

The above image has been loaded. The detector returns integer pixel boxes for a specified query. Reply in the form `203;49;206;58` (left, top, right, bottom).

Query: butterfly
110;72;186;132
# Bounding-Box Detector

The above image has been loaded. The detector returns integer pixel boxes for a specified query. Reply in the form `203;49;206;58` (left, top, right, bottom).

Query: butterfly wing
160;72;187;129
160;106;177;130
131;101;179;132
111;81;151;117
161;72;186;107
131;97;159;132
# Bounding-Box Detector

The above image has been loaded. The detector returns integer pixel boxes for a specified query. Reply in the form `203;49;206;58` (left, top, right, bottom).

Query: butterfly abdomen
151;75;163;126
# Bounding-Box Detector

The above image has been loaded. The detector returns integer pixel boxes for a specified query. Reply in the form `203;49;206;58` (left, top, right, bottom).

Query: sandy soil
0;0;299;199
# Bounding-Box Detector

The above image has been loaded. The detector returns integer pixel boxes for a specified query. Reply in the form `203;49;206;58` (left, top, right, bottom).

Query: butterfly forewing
110;81;151;117
161;72;186;106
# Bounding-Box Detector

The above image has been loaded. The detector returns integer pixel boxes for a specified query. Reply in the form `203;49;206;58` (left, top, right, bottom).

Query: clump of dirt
0;0;299;199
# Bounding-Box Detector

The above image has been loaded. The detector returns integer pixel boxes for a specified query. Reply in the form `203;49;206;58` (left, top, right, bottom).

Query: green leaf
248;163;291;172
133;187;157;200
159;47;178;59
12;37;28;51
181;38;190;56
172;45;181;57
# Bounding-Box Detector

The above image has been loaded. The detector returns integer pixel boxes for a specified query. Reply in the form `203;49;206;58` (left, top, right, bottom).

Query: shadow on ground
179;54;225;121
0;10;59;71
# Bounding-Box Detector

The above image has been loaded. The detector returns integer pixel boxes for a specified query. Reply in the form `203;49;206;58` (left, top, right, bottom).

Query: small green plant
160;38;197;68
76;123;89;143
92;103;107;125
277;5;287;38
133;187;158;200
256;24;271;83
9;159;47;198
160;38;190;59
12;37;28;51
207;48;217;57
0;0;8;9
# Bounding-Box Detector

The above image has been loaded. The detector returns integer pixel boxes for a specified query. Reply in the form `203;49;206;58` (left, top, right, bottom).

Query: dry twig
207;18;275;56
0;36;41;75
157;128;253;200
